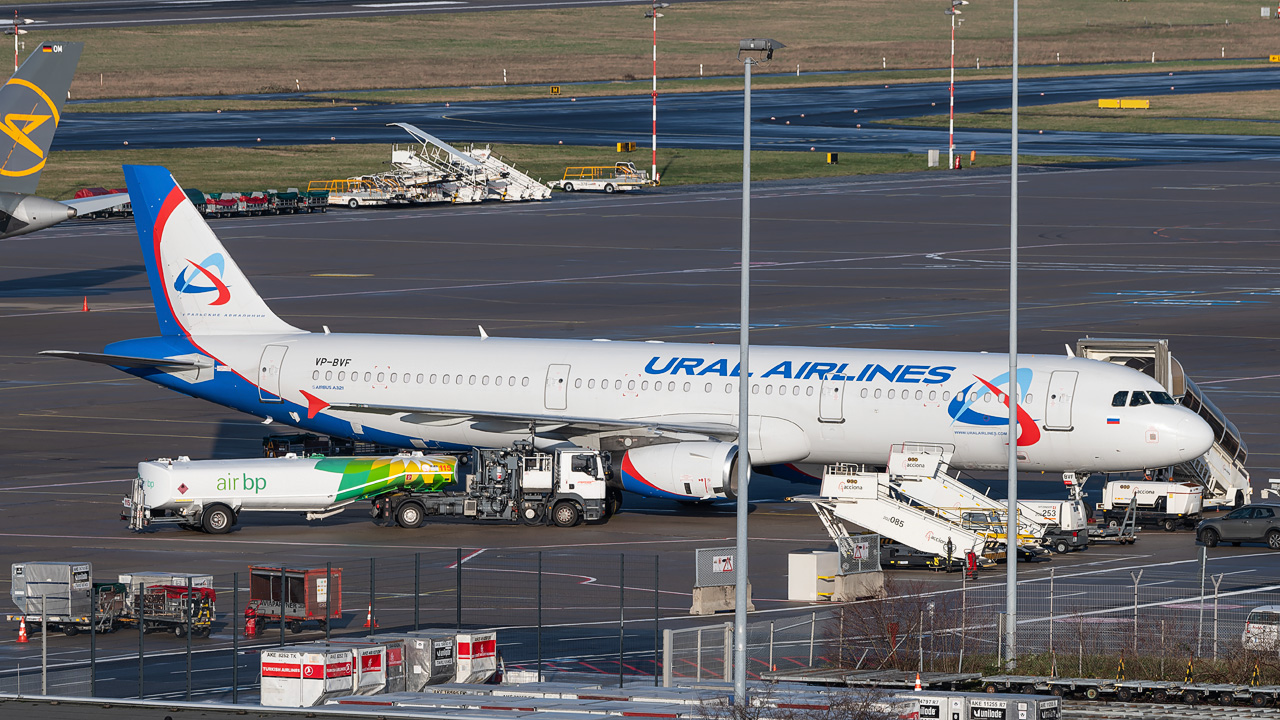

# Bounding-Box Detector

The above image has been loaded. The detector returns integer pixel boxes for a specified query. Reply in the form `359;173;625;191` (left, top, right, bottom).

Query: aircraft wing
63;192;130;216
328;401;739;441
39;350;211;369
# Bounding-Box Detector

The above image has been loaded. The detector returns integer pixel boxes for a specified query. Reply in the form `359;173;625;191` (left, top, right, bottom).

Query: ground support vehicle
71;187;130;218
373;445;609;528
309;178;404;208
266;189;300;213
1098;479;1203;531
243;192;270;215
7;562;122;635
123;451;458;533
1087;503;1139;544
302;189;329;212
246;565;342;636
202;192;240;218
550;163;651;193
125;584;216;637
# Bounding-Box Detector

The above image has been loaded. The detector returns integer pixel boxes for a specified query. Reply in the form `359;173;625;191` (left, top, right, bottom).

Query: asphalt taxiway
56;68;1280;160
1;161;1279;699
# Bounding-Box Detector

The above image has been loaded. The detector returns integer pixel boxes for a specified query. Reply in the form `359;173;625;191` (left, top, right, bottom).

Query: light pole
1006;0;1021;671
6;12;32;73
645;3;671;185
946;0;968;169
734;36;782;709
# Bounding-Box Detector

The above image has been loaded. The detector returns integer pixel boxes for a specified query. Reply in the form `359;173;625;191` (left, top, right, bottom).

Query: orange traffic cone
914;672;922;691
81;296;89;312
17;617;28;643
363;604;377;629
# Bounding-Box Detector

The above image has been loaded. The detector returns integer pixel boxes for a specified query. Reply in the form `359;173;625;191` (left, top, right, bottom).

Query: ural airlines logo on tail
173;253;231;305
947;369;1041;446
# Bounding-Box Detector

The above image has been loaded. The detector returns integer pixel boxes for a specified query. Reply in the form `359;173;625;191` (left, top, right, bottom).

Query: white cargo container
1100;480;1203;531
456;630;498;683
260;644;354;707
325;640;398;694
370;631;455;690
118;571;215;611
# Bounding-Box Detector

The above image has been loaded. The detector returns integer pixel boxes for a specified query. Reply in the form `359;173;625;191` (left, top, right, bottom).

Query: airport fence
0;547;663;701
827;549;1280;682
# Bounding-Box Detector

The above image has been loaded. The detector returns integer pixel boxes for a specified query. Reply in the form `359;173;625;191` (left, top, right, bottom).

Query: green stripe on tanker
320;455;458;502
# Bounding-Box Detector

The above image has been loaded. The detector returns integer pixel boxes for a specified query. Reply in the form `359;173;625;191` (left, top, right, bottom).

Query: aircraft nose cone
1177;414;1214;460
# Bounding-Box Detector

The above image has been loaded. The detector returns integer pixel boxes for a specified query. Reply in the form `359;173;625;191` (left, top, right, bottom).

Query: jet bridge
1076;338;1251;509
796;462;1039;567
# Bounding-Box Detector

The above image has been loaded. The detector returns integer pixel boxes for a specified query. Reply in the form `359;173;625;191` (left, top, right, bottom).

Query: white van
1242;605;1280;651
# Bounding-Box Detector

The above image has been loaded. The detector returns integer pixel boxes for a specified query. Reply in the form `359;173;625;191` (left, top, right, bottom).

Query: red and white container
327;639;403;694
260;644;353;707
455;630;498;683
371;632;451;690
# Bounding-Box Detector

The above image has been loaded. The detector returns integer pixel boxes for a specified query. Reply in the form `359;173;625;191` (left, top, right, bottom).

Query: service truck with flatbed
124;445;609;533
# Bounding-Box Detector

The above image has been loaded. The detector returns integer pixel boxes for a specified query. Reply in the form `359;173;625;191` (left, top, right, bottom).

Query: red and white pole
651;3;658;184
949;10;955;169
13;12;18;73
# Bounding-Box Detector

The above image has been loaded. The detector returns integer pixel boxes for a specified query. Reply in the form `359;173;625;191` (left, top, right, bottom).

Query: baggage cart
6;562;121;635
246;565;342;635
131;584;216;637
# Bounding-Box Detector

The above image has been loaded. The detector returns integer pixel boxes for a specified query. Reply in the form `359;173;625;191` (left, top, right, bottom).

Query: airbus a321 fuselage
45;166;1215;502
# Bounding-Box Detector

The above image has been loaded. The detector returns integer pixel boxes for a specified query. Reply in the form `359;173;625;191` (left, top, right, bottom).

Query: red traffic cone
17;617;28;643
363;604;377;629
81;296;89;312
914;672;922;691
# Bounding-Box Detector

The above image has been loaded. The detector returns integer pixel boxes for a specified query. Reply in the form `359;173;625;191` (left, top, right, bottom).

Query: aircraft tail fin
123;165;304;337
0;41;82;195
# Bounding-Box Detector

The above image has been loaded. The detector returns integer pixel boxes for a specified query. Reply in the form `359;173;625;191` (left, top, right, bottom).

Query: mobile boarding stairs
794;445;1083;569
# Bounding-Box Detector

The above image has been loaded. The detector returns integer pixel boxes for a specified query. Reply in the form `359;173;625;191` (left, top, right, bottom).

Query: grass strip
893;89;1280;136
38;143;1122;200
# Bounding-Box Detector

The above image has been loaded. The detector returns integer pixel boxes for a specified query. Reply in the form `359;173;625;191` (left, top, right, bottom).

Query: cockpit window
1129;391;1151;407
1149;391;1176;405
1111;391;1128;407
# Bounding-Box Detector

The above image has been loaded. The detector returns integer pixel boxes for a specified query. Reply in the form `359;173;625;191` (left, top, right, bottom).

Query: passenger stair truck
388;123;488;204
465;145;552;202
885;444;1091;553
124;446;608;533
795;461;1030;573
1076;338;1251;509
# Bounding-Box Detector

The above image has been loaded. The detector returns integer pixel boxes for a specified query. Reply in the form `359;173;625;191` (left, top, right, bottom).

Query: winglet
478;325;489;340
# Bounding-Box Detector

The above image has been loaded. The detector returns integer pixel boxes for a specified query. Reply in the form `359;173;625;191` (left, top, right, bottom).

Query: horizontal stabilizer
64;192;130;216
39;350;211;369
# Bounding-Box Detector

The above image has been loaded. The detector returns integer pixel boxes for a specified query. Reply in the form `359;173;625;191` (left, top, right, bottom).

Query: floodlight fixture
737;38;784;61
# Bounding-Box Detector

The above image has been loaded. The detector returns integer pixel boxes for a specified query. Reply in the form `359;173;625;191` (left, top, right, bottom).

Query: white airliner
44;166;1214;502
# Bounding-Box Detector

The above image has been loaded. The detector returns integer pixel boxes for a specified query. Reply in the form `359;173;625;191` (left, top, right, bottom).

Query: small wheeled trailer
245;565;342;636
127;584;217;637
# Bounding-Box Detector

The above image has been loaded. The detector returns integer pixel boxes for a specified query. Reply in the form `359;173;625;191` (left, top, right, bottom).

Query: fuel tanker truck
123;444;609;534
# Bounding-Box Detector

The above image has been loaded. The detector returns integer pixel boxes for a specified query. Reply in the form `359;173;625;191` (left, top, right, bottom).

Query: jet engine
620;441;739;501
0;194;76;238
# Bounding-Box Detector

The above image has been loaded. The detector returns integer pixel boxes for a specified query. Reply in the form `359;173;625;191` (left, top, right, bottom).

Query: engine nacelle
620;441;738;501
0;194;75;238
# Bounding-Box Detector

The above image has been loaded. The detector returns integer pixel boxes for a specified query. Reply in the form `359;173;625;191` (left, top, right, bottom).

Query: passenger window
806;386;814;397
495;376;502;386
482;376;489;386
928;391;936;401
390;373;397;383
887;389;895;399
642;381;649;390
1258;508;1275;519
668;381;675;391
377;372;385;382
915;390;923;400
1112;391;1128;407
416;374;424;383
1130;391;1151;407
983;393;992;403
874;389;882;399
325;371;333;381
683;382;691;392
574;378;582;388
705;383;712;393
1025;393;1032;403
443;375;450;384
456;375;463;385
510;376;517;386
338;371;345;381
364;372;371;382
430;374;437;383
523;377;530;387
861;388;868;399
1227;507;1251;520
469;375;476;385
725;384;733;393
752;384;759;394
1150;391;1176;405
588;379;596;389
943;391;950;401
765;385;773;395
627;380;636;390
312;370;319;380
613;380;621;390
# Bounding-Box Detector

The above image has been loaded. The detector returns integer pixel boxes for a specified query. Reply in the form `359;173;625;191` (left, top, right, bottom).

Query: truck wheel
1201;528;1220;548
1268;529;1280;550
1117;688;1133;702
604;183;616;193
1182;691;1198;705
604;489;623;519
1084;687;1100;700
348;198;359;209
1163;519;1177;532
173;624;185;637
62;625;79;637
1054;540;1069;554
289;621;303;634
552;502;581;528
395;501;425;529
201;504;235;534
562;182;574;192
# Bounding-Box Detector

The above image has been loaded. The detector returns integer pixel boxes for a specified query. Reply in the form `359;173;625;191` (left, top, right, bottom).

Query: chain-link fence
827;550;1280;682
0;548;660;701
662;612;827;685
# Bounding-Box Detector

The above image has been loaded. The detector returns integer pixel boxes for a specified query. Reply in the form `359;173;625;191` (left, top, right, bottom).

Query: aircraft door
818;377;845;423
545;364;570;410
1045;370;1078;430
258;344;288;403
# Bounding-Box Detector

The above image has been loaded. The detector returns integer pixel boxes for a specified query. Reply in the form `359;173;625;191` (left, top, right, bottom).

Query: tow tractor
549;163;651;193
